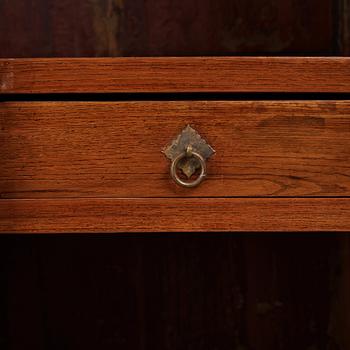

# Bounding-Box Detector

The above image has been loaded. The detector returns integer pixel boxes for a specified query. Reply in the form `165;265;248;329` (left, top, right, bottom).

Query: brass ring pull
170;150;207;188
163;125;215;188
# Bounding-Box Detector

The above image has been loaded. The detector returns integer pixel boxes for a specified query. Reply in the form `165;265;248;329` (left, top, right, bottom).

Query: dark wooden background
0;0;350;349
0;0;349;57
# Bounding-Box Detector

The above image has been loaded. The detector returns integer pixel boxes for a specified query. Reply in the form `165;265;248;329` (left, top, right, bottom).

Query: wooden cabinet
1;57;350;232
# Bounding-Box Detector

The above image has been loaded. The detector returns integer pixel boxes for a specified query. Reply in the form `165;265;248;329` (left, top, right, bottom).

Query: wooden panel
339;0;350;55
121;0;334;56
0;0;52;58
0;0;335;58
1;234;336;348
3;238;46;349
1;198;350;233
329;235;350;349
243;234;337;349
0;0;101;58
1;58;350;94
35;235;146;349
1;101;350;198
49;0;98;57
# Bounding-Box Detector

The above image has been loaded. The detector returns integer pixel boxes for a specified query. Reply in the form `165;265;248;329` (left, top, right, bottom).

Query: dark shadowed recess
0;234;341;350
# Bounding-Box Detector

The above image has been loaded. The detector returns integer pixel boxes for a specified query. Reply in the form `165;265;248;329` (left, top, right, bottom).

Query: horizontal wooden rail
1;198;350;233
1;57;350;94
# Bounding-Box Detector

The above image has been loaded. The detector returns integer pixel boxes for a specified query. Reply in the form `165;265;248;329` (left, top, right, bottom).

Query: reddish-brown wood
1;57;350;93
1;101;350;198
1;198;350;233
0;3;348;349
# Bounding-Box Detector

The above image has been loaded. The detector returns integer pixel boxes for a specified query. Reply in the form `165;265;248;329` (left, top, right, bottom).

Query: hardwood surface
1;101;350;198
339;0;350;55
329;235;350;349
0;1;349;349
1;57;350;94
119;0;335;56
0;0;336;58
1;198;350;233
2;234;337;349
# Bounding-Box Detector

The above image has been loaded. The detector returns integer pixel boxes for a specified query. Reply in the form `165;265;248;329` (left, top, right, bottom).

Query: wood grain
4;238;46;349
0;0;335;58
243;235;337;349
121;0;334;56
50;0;98;57
1;101;350;198
339;0;350;55
1;198;349;233
3;235;335;349
1;57;350;93
0;3;348;349
0;0;52;58
0;0;101;58
329;235;350;349
34;235;146;349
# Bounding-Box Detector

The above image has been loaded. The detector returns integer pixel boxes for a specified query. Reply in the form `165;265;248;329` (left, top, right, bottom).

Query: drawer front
1;100;350;199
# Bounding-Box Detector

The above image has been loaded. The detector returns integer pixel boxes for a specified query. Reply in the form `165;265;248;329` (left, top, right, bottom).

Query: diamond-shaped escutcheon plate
163;125;215;179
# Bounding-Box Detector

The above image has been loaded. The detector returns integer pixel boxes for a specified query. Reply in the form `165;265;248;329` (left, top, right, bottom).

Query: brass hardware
163;125;215;187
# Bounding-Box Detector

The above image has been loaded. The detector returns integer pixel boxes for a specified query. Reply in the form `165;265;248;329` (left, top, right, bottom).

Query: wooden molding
1;198;350;233
1;57;350;94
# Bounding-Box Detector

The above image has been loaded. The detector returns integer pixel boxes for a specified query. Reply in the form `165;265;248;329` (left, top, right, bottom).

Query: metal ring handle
170;151;207;188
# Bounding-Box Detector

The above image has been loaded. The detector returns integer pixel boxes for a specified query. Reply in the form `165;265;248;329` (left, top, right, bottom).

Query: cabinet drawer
1;57;350;232
1;100;350;199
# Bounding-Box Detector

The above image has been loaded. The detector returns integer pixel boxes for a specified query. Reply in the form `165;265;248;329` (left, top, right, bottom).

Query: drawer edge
1;57;350;94
1;198;349;233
